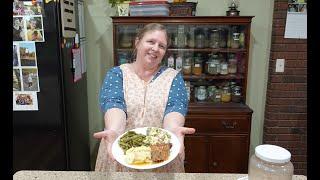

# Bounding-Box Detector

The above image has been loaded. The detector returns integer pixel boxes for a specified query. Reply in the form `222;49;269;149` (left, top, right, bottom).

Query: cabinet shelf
168;48;247;53
183;73;244;81
116;48;247;53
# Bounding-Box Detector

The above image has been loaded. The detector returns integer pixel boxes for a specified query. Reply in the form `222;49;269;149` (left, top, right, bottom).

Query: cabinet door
184;135;208;173
209;135;249;173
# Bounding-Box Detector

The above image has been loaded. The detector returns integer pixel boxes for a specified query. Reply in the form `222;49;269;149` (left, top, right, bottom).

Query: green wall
84;0;274;169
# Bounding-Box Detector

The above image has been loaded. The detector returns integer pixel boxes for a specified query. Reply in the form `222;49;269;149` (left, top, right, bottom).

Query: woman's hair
130;23;170;62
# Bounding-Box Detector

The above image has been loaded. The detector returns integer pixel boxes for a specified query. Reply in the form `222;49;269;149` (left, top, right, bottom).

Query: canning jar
231;85;242;103
221;86;231;103
195;28;205;48
231;32;240;49
192;54;203;76
187;27;196;48
228;54;237;74
213;88;221;103
207;85;217;101
207;54;220;75
209;29;220;48
220;61;229;75
219;28;227;48
167;55;175;68
118;52;129;65
183;56;192;75
176;25;187;48
195;86;207;101
248;144;294;180
185;81;191;101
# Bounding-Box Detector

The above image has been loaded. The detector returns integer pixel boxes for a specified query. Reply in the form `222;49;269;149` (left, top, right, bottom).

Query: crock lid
255;144;291;163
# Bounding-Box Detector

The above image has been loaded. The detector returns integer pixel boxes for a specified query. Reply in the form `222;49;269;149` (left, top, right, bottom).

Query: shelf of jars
183;73;244;81
116;48;247;53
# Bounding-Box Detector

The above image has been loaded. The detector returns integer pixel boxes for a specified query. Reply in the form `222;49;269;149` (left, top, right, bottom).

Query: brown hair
130;23;170;62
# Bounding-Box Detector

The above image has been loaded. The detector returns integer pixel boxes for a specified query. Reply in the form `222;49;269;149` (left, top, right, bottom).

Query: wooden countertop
13;171;307;180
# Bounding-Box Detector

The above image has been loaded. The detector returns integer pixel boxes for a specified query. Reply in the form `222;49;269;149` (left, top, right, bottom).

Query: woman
94;23;195;172
27;18;43;41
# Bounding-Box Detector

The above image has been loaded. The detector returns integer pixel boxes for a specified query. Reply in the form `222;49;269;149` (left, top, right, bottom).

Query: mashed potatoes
124;146;152;164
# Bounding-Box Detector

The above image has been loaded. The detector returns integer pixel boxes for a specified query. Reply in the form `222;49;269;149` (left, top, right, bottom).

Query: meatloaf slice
150;143;171;162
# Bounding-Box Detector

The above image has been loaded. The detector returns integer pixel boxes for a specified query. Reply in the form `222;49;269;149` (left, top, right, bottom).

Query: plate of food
112;127;180;170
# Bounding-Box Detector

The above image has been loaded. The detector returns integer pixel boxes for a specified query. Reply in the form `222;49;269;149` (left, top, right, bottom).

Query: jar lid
255;144;291;164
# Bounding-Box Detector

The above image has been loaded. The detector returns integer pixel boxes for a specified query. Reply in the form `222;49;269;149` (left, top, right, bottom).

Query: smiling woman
93;23;195;173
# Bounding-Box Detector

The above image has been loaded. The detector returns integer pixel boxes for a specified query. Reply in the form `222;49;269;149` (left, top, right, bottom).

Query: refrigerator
13;0;90;173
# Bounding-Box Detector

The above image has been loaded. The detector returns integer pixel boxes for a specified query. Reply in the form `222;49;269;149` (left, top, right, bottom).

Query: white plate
112;127;181;170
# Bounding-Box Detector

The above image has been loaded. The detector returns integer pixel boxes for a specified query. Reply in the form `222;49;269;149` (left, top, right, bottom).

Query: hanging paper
60;0;76;37
284;0;307;39
72;48;82;82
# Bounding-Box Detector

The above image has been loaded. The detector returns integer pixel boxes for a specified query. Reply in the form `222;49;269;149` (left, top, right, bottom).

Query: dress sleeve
164;72;189;117
99;67;127;114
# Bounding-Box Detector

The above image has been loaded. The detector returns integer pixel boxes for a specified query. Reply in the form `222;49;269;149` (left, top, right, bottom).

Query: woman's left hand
169;126;195;155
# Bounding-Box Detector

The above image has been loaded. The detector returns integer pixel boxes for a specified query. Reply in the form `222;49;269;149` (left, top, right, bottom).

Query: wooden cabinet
111;16;254;173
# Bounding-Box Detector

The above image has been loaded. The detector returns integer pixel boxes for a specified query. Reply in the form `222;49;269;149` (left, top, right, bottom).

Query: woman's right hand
93;129;119;159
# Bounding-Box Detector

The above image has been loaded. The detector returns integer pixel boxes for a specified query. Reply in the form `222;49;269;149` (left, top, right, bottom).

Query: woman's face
135;30;167;69
30;20;37;29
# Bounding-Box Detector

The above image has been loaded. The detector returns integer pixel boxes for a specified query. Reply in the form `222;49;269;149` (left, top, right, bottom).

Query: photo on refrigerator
21;67;40;92
19;42;37;66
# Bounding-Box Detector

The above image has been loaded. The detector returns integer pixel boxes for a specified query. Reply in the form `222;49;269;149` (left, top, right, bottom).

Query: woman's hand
93;129;119;159
169;126;195;155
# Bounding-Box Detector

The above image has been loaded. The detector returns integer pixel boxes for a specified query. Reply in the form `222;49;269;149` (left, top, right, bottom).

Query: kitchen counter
14;171;307;180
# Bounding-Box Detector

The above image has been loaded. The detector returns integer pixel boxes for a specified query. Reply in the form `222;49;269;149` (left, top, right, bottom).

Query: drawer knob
213;161;218;167
222;121;237;129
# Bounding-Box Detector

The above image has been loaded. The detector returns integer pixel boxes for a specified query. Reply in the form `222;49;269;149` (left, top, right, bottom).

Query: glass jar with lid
207;85;217;101
119;26;132;48
221;86;231;103
192;54;203;76
176;25;187;48
248;144;294;180
187;27;196;48
183;56;192;75
220;60;229;75
209;29;220;48
231;85;242;103
231;32;240;49
118;52;129;65
195;86;207;101
219;28;227;48
195;28;205;48
228;53;237;74
207;54;220;75
213;88;221;103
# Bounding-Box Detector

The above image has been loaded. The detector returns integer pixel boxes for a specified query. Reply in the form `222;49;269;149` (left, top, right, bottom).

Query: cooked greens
119;131;147;152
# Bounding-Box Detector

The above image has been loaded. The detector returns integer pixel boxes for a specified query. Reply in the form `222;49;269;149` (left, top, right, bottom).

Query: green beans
119;131;147;152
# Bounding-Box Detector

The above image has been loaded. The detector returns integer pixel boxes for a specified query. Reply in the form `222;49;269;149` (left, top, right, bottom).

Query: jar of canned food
221;86;231;103
196;86;207;101
207;54;220;75
228;54;237;74
209;29;220;49
212;88;220;103
183;56;192;75
192;54;203;76
220;61;229;75
207;85;217;101
232;85;242;103
231;32;240;49
195;28;206;48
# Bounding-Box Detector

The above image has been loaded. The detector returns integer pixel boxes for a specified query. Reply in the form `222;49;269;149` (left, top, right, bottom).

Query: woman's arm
163;72;195;156
93;67;127;158
163;112;195;157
